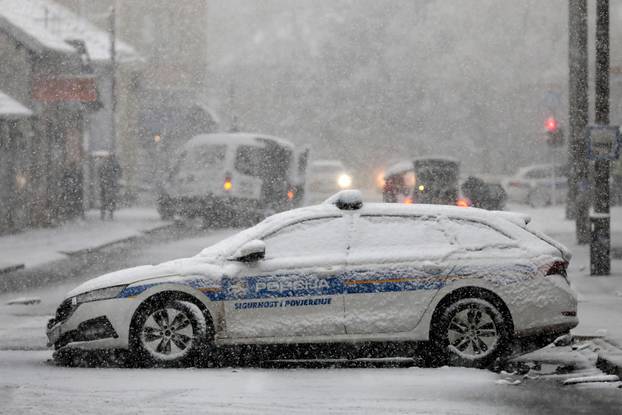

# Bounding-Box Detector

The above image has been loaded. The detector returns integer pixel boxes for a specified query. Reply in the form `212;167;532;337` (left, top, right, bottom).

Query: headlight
72;285;128;305
337;174;352;189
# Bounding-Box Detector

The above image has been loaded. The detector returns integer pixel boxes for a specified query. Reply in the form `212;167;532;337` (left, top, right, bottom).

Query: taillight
546;260;568;276
456;197;471;208
223;177;232;191
403;197;413;205
544;260;569;283
287;189;295;201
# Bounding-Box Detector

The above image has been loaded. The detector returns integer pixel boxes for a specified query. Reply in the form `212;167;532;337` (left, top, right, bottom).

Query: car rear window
442;219;515;249
175;145;226;175
235;145;264;176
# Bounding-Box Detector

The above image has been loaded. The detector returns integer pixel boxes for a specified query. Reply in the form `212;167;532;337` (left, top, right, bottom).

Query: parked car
157;133;307;224
47;190;577;368
305;159;353;204
504;164;568;207
461;175;507;211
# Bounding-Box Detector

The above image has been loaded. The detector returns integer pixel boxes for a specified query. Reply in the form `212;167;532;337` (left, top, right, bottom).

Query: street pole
568;0;590;243
109;4;117;155
591;0;611;275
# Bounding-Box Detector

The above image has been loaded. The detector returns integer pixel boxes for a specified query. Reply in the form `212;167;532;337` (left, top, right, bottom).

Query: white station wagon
47;190;578;368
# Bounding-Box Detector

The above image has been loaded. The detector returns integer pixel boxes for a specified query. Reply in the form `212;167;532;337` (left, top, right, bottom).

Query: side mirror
229;240;266;262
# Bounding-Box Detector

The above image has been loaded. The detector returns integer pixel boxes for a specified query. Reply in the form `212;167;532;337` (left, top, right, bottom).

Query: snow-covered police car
47;190;578;368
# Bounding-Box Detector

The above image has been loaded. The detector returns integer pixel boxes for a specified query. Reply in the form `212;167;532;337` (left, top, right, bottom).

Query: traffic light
545;117;564;147
545;117;558;133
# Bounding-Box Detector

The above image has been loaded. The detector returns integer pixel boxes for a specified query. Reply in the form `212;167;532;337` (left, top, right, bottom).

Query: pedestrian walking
99;154;122;220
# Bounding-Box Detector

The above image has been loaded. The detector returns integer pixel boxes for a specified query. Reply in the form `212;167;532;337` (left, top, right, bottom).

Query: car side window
351;215;450;254
263;217;346;259
443;219;514;248
525;168;550;179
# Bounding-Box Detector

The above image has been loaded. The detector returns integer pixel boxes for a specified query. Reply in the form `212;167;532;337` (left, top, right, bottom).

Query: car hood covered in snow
65;257;222;298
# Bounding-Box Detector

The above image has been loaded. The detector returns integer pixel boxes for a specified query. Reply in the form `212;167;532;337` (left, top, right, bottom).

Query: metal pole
568;0;590;242
109;4;117;154
591;0;611;275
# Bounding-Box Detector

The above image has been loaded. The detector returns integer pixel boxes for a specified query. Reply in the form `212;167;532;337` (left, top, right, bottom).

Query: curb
0;221;175;293
591;338;622;378
59;221;175;257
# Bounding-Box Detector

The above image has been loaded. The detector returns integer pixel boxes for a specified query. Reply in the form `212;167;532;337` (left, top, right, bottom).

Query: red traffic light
545;117;558;133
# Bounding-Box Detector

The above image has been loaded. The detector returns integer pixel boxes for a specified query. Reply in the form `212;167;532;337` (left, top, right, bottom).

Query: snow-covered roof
310;159;346;168
0;91;32;119
384;160;414;178
413;156;460;165
185;133;295;150
0;0;141;63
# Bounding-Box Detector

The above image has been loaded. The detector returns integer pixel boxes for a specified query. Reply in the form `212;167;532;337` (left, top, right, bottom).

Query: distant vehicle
47;190;577;368
461;175;507;211
412;157;462;206
504;164;567;207
305;159;353;204
157;133;306;224
382;161;416;203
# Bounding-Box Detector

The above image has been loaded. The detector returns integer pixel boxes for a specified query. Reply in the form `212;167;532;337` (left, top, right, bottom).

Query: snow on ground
1;349;620;415
0;208;170;272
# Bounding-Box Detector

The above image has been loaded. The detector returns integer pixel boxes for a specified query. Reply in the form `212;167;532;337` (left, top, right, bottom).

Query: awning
0;91;32;119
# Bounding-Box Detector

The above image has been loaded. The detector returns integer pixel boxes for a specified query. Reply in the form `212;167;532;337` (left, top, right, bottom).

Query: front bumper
47;297;138;351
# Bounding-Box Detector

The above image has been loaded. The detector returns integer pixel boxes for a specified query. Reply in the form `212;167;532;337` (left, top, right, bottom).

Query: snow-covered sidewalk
0;208;171;274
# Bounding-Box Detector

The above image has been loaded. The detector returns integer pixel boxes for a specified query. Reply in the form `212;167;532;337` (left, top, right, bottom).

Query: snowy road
1;218;622;414
1;350;622;415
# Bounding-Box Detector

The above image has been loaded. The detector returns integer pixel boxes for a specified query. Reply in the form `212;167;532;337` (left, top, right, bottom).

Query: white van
157;133;307;224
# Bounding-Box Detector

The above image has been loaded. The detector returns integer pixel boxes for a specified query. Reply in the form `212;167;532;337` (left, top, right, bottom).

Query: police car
47;190;578;368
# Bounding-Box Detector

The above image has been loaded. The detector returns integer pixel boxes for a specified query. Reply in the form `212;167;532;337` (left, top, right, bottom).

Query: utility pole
568;0;590;243
591;0;611;275
109;4;117;154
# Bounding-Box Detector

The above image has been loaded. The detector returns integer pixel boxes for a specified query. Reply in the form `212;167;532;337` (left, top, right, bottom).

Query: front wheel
433;298;510;368
131;300;207;367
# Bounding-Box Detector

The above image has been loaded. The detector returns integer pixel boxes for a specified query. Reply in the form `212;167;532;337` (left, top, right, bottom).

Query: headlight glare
337;174;352;189
74;285;127;305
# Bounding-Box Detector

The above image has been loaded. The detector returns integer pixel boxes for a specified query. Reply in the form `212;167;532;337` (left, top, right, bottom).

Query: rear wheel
131;300;207;367
432;298;510;368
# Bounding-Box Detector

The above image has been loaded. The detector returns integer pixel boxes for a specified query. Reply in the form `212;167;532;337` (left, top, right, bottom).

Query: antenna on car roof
323;190;363;210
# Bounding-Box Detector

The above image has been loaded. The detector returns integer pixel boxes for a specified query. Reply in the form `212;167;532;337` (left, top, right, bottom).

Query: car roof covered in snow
184;132;295;150
197;195;540;259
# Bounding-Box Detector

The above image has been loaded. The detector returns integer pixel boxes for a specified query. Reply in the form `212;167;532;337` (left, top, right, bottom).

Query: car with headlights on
305;159;353;204
47;190;577;368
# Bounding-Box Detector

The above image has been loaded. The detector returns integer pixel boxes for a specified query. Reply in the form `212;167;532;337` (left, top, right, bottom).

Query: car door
344;214;452;335
223;215;349;339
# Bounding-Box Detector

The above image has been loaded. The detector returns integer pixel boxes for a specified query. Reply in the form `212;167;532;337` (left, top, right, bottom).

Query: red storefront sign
32;77;98;103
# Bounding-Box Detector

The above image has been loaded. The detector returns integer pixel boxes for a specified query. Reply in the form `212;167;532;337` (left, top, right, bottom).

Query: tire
130;299;207;367
432;297;510;369
528;187;549;208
